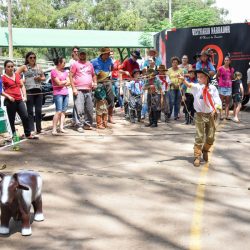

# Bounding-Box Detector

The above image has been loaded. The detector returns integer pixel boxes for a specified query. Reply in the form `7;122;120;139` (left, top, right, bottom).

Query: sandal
27;134;39;140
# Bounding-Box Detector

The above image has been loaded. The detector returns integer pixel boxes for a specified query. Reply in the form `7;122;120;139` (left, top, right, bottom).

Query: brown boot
202;143;212;162
108;107;116;124
193;145;202;167
96;115;105;129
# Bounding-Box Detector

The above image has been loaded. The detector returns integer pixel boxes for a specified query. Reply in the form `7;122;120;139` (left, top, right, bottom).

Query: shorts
232;93;242;103
218;87;232;96
54;94;69;112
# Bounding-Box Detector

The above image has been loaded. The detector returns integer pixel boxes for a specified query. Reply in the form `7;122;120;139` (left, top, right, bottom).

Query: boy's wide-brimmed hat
99;47;111;55
132;68;141;76
97;71;109;82
148;48;158;56
195;68;210;78
199;50;211;57
131;50;142;59
157;64;168;71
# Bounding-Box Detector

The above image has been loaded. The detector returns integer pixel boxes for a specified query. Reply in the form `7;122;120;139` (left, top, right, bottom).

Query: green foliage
0;0;230;60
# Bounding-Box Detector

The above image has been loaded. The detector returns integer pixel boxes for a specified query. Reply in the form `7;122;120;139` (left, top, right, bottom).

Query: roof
0;27;155;48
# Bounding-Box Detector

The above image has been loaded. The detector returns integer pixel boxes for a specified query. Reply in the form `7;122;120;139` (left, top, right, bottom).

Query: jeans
141;90;148;117
54;95;69;112
170;89;181;118
73;90;93;127
26;89;43;133
4;99;31;137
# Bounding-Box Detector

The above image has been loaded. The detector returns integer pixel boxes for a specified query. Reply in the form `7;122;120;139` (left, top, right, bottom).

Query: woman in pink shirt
51;57;70;135
217;56;234;120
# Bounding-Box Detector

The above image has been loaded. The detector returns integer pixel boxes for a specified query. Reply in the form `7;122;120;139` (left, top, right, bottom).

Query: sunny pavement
0;108;250;250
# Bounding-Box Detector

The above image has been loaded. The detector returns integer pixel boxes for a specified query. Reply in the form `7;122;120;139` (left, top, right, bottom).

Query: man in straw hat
70;50;97;133
178;68;221;167
91;47;116;124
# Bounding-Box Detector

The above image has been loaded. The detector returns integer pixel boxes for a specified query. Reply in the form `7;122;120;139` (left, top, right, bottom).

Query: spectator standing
196;50;216;77
178;68;222;167
157;65;171;122
144;71;163;127
247;62;250;95
91;47;115;124
69;46;79;66
167;56;183;120
70;51;97;132
51;57;70;135
128;69;144;123
182;68;198;125
119;50;141;119
232;72;244;123
94;71;109;129
1;60;38;139
17;52;45;134
217;56;234;120
143;49;162;69
179;55;192;75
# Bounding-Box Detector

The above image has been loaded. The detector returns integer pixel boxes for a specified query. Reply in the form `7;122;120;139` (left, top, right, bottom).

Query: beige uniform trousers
194;112;216;147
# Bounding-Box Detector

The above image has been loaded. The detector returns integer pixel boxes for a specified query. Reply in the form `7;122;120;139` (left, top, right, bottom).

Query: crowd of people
0;46;248;166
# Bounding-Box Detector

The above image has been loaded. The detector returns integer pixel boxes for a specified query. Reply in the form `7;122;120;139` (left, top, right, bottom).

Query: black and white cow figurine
0;171;44;236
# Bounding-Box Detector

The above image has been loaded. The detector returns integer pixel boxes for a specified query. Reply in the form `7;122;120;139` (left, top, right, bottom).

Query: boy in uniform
178;68;221;167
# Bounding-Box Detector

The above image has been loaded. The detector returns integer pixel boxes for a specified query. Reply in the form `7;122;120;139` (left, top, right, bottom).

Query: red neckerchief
149;78;156;92
159;75;168;89
203;85;215;111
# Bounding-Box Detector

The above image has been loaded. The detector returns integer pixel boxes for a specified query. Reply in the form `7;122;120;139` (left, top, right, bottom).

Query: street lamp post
169;0;172;25
8;0;13;59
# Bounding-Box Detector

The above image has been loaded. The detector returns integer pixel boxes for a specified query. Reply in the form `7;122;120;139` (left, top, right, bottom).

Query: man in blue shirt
91;48;116;124
196;50;216;77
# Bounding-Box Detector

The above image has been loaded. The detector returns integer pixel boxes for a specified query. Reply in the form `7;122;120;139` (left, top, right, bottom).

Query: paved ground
0;108;250;250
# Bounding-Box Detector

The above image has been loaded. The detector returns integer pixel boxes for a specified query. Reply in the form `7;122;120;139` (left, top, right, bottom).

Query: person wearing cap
167;56;183;120
178;68;221;167
144;71;163;127
69;50;97;133
91;47;116;124
119;51;141;119
181;68;198;125
143;49;162;69
156;65;171;122
94;71;110;129
127;69;144;123
195;50;216;77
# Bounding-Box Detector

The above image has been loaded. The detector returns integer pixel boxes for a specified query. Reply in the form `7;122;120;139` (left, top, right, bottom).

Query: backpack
94;84;106;100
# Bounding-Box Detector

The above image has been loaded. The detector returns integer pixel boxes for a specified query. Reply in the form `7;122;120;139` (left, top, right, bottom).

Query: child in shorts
232;71;244;123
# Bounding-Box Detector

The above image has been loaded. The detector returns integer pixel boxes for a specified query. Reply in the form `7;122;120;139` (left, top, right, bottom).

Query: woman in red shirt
1;60;38;139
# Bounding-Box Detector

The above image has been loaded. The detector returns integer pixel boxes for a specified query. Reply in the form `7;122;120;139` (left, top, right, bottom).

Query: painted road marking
189;121;223;250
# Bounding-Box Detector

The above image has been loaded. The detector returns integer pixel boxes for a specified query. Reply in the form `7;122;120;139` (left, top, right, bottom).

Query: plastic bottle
12;131;20;151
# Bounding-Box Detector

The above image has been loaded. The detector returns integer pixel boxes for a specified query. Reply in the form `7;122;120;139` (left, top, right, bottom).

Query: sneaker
83;125;93;130
76;127;84;133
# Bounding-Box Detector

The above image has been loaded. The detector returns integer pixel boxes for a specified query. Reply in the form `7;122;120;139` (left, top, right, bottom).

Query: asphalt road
0;109;250;250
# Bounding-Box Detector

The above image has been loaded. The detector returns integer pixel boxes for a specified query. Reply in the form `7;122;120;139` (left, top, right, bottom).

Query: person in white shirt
178;68;222;167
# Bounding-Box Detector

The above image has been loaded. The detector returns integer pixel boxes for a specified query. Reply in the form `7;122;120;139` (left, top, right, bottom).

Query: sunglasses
29;56;36;59
182;58;188;59
73;50;79;53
